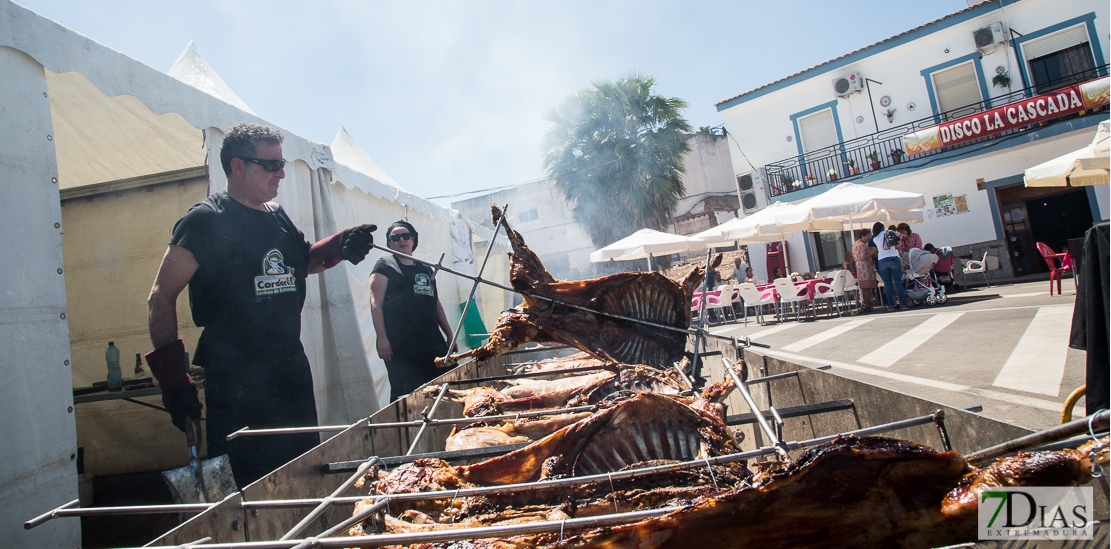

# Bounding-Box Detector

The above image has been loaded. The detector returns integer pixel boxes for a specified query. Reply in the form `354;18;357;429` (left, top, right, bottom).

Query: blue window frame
1012;13;1107;94
920;52;990;124
789;100;845;181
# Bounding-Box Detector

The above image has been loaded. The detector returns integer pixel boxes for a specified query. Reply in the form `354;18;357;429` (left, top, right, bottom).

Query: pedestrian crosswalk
711;304;1080;405
991;306;1074;396
857;313;963;368
781;318;875;353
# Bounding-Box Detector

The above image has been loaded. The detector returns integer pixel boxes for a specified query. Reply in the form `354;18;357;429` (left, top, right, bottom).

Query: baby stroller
932;247;956;294
903;248;946;306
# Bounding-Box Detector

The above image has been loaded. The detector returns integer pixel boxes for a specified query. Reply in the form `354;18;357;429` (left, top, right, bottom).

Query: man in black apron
369;221;454;401
145;122;376;488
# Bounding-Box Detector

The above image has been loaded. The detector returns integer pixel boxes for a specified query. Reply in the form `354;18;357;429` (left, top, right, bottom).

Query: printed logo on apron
255;248;297;296
413;273;435;297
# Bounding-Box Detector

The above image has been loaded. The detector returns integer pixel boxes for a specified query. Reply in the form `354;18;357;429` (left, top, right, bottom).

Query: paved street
707;280;1088;432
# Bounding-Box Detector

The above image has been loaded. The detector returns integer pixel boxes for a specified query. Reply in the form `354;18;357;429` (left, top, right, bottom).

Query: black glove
341;224;376;265
145;339;202;432
161;385;203;432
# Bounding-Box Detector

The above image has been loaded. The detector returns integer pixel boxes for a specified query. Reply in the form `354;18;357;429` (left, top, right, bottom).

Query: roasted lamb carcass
437;205;722;369
354;392;748;535
526;436;1107;549
443;366;693;451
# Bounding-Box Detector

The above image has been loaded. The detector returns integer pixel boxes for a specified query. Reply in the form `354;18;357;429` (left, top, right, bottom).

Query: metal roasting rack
25;203;1110;546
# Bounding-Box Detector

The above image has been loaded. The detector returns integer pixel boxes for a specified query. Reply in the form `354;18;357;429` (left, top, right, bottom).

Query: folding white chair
737;283;775;326
962;251;991;287
843;270;860;307
774;277;812;322
813;270;848;317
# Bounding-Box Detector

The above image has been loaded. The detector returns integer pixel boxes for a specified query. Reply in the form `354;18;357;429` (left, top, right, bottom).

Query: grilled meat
437;205;721;369
361;393;747;534
525;436;1102;549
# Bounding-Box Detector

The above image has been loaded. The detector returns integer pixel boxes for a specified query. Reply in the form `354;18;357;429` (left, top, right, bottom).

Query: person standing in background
872;222;907;311
369;221;456;402
145;122;376;487
851;229;877;311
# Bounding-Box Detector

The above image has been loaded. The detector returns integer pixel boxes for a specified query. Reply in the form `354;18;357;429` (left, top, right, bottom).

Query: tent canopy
1025;120;1110;187
589;228;706;262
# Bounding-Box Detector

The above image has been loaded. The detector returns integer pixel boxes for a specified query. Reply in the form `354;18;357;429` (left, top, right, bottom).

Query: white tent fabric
168;41;255;115
330;127;407;192
0;1;499;515
589;229;707;262
1025;120;1110;187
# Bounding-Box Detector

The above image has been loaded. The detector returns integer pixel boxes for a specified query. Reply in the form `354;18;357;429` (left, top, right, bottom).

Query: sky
17;0;968;204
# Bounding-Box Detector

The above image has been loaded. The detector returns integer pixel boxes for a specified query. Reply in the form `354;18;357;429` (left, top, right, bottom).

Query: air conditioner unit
972;22;1006;50
832;72;864;98
736;172;762;214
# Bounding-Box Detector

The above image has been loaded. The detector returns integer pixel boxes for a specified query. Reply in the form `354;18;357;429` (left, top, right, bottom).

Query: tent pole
648;253;653;272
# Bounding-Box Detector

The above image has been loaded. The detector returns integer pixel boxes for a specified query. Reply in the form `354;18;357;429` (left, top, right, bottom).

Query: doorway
995;184;1094;275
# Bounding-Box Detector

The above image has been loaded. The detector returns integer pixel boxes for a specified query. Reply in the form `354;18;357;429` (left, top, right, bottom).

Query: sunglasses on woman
389;233;413;243
238;157;286;172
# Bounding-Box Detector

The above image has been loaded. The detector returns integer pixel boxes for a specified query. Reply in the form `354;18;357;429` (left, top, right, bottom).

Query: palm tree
543;74;692;250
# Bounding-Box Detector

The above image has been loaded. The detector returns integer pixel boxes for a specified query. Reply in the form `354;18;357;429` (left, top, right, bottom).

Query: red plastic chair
1035;242;1068;296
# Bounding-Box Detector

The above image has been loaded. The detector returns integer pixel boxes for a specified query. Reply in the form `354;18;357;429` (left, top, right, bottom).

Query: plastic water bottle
105;342;122;391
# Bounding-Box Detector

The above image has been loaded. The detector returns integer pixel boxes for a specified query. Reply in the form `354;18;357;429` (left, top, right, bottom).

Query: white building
672;131;742;235
453;131;743;278
718;0;1109;281
452;180;597;280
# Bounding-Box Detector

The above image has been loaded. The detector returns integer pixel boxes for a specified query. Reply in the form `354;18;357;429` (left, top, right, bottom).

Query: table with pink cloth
756;278;832;301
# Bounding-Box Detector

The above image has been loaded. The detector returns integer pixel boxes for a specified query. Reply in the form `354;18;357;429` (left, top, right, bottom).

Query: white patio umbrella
589;228;707;270
691;216;753;247
1025;120;1109;187
762;182;926;233
719;202;834;242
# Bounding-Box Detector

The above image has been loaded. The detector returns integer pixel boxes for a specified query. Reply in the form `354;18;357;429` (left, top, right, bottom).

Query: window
797;109;838;153
811;231;853;271
518;208;539;222
932;62;983;119
1028;43;1095;93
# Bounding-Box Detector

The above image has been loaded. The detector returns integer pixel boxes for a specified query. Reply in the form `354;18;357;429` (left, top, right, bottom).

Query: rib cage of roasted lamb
436;204;722;369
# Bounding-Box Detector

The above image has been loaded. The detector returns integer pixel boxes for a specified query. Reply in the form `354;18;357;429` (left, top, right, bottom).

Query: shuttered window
797;108;838;153
1022;25;1090;61
932;62;983;119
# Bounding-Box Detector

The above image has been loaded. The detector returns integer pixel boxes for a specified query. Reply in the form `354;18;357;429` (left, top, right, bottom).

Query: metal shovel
161;418;237;504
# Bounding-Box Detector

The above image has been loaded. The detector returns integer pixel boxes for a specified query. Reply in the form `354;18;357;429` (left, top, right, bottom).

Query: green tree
543;74;692;250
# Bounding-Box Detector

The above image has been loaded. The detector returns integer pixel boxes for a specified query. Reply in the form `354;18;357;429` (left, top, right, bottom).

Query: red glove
145;339;202;432
310;224;377;268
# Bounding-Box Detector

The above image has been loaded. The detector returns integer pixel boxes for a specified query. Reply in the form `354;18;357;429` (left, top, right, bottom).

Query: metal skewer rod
289;498;393;549
230;405;600;439
439;204;510;365
405;383;451;456
723;358;789;460
963;410;1109;464
146;507;679;549
27;408;965;527
280;457;380;540
689;249;713;382
367;242;735;342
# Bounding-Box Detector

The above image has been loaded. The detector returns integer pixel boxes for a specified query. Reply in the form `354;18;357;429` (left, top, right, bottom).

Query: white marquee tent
0;2;507;545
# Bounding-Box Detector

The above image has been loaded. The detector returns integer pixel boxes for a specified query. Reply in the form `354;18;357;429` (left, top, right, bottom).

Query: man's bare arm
148;245;199;349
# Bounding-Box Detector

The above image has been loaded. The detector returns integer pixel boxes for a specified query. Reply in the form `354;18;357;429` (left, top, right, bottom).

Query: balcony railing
764;65;1109;197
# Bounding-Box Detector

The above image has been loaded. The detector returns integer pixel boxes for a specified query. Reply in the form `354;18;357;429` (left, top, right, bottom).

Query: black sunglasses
238;157;286;172
389;233;413;243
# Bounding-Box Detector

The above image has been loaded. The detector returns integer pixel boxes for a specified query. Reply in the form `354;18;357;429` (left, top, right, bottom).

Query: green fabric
457;298;488;349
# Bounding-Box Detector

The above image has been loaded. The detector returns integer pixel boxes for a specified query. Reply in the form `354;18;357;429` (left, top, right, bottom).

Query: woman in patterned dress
851;229;878;311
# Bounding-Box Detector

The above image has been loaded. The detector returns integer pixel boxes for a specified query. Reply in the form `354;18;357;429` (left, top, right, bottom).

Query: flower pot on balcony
849;167;860;175
891;156;902;165
870;161;882;170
